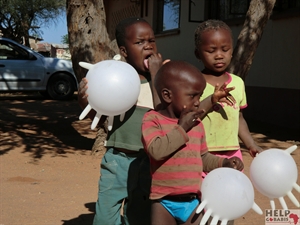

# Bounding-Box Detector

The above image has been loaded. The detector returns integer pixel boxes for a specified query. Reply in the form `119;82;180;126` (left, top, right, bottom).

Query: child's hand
211;83;236;106
147;53;170;77
178;106;205;132
147;53;163;75
78;78;88;98
222;157;244;171
249;145;263;157
78;78;89;109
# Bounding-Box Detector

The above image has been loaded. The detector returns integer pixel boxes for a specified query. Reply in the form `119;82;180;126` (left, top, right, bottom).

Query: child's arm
199;83;236;119
142;119;189;161
202;152;244;172
143;106;204;161
238;111;263;157
78;78;107;124
147;54;170;110
202;152;224;172
222;157;244;171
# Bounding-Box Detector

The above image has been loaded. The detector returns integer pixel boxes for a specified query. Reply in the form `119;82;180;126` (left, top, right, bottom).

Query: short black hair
194;19;232;48
115;17;149;47
154;61;203;95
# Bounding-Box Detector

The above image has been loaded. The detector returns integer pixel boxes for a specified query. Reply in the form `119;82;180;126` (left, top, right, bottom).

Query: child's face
196;29;233;74
121;21;157;75
170;74;206;118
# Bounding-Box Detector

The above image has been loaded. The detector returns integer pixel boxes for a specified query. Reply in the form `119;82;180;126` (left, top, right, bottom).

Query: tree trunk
228;0;276;80
66;0;118;81
66;0;119;156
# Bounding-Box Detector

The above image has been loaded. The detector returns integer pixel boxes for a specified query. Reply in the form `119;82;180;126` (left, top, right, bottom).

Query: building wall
104;0;300;129
230;17;300;90
151;1;300;129
226;17;300;129
104;0;140;41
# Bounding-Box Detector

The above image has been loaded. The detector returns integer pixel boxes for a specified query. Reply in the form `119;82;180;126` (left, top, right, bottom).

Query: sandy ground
0;92;299;225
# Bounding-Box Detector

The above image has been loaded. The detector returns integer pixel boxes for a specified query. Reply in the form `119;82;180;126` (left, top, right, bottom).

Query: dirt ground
0;92;299;225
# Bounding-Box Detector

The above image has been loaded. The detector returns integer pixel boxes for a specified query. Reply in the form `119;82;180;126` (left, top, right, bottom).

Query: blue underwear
160;198;200;223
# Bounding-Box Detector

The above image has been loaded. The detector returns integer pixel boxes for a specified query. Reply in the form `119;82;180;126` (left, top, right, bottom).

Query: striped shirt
142;110;223;200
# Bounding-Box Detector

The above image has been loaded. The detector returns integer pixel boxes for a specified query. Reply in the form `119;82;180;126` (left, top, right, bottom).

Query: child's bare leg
183;205;204;225
151;200;176;225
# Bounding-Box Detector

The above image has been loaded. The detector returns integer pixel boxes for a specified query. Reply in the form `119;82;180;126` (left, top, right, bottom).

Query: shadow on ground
0;92;299;160
0;92;96;159
243;117;300;151
62;202;95;225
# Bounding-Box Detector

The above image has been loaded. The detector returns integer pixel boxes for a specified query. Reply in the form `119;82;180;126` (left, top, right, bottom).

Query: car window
0;41;29;60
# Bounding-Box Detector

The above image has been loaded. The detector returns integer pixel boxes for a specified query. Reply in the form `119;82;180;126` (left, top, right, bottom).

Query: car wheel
47;73;76;100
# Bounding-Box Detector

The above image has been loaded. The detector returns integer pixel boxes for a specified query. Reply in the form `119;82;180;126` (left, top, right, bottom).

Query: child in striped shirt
142;60;244;225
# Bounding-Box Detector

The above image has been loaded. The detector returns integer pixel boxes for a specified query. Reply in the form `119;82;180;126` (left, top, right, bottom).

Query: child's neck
202;68;227;77
139;72;151;82
202;69;229;86
157;107;177;119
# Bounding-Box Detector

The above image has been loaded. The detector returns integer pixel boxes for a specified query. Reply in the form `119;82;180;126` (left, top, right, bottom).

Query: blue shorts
160;198;200;223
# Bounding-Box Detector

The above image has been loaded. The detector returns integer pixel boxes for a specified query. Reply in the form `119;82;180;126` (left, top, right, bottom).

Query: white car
0;37;78;100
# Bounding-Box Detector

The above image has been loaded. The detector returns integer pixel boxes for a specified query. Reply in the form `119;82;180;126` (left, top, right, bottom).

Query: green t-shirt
200;73;247;151
105;80;153;151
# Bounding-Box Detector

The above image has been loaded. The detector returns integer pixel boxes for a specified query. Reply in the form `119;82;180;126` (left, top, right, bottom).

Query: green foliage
61;34;68;44
0;0;66;45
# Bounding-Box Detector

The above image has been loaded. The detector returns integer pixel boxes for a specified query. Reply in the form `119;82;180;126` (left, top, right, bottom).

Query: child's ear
162;88;172;103
119;46;127;58
194;49;201;60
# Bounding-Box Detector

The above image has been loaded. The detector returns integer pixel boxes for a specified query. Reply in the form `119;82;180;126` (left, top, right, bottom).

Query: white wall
104;0;299;128
152;1;299;128
155;2;202;69
244;17;300;89
154;1;300;91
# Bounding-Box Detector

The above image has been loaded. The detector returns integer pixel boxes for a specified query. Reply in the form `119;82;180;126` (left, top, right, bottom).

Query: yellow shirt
200;73;247;151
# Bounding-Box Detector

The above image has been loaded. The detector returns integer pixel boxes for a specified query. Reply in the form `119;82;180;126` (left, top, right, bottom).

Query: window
206;0;300;21
206;0;250;20
273;0;300;12
189;0;206;22
155;0;180;34
0;41;29;60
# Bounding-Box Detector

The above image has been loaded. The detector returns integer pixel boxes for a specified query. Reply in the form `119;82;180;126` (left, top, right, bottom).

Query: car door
0;40;45;91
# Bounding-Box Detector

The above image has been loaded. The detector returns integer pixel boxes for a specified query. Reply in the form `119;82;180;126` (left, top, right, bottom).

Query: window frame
205;0;300;23
0;40;29;60
189;0;207;23
153;0;181;35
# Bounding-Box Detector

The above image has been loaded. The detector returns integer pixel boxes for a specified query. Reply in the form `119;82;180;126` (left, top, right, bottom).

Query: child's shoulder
143;109;159;120
143;110;175;123
227;73;245;85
